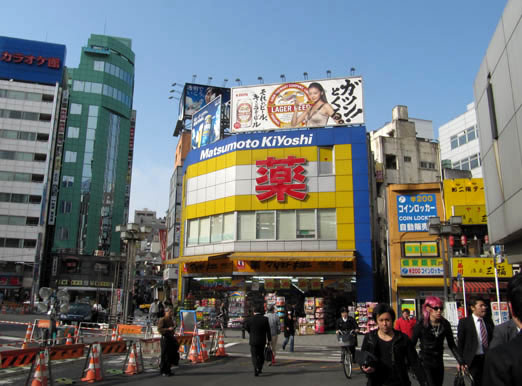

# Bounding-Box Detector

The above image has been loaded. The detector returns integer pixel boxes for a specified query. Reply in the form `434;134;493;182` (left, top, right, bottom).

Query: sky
2;0;507;220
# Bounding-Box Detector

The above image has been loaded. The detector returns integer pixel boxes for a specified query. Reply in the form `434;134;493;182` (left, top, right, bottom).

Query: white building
438;102;482;178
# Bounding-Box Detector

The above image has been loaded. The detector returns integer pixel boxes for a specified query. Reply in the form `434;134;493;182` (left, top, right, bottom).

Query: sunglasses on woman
428;305;443;311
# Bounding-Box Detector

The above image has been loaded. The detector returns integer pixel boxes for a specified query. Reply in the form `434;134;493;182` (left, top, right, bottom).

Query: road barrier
0;347;40;368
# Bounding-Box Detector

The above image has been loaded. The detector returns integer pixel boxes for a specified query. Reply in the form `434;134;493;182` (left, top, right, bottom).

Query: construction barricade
25;347;51;386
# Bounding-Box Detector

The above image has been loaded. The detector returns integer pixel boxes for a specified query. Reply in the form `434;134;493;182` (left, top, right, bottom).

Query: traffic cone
188;337;198;363
110;328;117;342
215;334;227;357
65;333;73;345
199;341;209;362
82;345;102;383
22;324;33;349
73;325;80;344
92;344;103;381
124;344;141;375
29;350;49;386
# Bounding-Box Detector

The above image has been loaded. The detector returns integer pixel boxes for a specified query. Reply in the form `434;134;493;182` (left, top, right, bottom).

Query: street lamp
427;216;462;303
116;223;151;323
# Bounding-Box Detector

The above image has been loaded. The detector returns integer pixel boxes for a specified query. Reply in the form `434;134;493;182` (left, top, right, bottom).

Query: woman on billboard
291;82;342;128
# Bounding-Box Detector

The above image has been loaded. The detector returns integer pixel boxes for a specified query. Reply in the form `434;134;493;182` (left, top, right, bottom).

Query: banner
159;229;167;261
452;258;513;278
191;96;222;149
230;77;364;132
400;258;443;276
396;194;437;232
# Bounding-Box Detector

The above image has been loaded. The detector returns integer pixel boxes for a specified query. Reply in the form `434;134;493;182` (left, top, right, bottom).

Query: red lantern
484;235;489;244
449;235;455;247
461;235;467;245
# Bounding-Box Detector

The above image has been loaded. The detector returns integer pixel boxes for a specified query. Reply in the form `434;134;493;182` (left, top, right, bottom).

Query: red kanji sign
255;156;308;202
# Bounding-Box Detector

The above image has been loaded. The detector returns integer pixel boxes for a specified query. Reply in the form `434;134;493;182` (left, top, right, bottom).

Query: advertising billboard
230;76;363;132
0;36;66;85
396;194;437;232
191;96;222;149
179;83;230;120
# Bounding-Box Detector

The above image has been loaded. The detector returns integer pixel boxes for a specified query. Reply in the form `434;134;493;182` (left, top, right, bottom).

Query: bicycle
337;330;356;379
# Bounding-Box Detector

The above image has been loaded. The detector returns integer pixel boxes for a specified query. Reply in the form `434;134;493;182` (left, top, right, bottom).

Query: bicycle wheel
342;348;352;379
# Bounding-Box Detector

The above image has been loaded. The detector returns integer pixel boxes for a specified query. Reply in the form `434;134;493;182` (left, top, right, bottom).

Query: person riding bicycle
336;307;359;363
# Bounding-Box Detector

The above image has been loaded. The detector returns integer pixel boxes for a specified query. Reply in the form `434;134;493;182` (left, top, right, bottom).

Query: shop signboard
230;77;364;132
264;279;275;290
191;96;222;149
443;179;486;225
396;194;437;232
298;279;309;290
0;36;66;85
255;155;308;202
403;241;439;257
197;278;232;289
452;258;513;278
400;258;443;276
310;279;321;290
233;260;356;275
491;301;509;325
280;279;291;289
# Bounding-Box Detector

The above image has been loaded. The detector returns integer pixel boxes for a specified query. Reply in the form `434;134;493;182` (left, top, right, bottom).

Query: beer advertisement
191;96;222;149
230;76;364;133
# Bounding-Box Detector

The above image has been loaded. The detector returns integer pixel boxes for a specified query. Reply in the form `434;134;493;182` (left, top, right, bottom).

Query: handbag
264;343;273;362
454;368;474;386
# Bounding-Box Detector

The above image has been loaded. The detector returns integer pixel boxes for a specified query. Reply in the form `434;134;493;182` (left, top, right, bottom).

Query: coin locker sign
397;194;437;232
401;258;443;276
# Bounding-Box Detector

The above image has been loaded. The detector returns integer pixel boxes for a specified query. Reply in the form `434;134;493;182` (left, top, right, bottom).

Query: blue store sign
397;194;437;232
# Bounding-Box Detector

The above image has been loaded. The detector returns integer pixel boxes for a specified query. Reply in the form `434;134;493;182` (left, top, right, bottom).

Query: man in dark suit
484;273;522;384
457;296;494;386
490;318;518;348
244;305;271;376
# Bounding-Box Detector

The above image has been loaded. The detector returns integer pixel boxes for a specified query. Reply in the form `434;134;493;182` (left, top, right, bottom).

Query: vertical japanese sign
159;229;167;261
191;96;222;149
230;77;364;132
396;194;437;232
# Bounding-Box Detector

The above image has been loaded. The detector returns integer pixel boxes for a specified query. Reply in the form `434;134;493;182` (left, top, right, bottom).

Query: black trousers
160;335;179;374
250;344;265;371
424;363;444;386
470;354;485;386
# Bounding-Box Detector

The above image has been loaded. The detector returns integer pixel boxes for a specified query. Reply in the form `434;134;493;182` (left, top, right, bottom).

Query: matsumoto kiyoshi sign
231;77;364;132
397;194;437;232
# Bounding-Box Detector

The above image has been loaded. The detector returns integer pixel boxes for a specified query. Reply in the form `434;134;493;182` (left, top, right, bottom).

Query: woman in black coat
282;310;295;352
411;296;464;386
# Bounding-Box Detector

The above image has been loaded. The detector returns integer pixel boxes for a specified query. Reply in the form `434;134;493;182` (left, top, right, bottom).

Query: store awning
396;278;445;288
175;253;230;264
452;281;508;293
229;251;355;262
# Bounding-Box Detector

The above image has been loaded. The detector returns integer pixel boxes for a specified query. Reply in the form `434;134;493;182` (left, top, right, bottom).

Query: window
277;210;296;240
452;161;460;170
88;105;99;117
23;239;37;248
34;153;46;162
31;174;44;182
470;154;479;170
26;217;39;226
198;217;210;244
450;135;458;150
458;133;467;146
36;133;49;141
256;211;275;239
466;126;476;142
58;227;69;241
9;216;25;225
91;83;102;94
420;161;436;169
64;151;77;162
29;195;41;204
404;156;412;163
385;154;397;169
62;176;74;187
0;192;10;202
210;215;223;242
67;126;80;138
42;94;54;102
93;61;104;71
5;238;21;248
87;117;97;129
461;157;470;171
296;210;315;238
86;129;95;140
318;147;333;174
238;212;255;240
223;213;235;240
318;209;336;239
70;103;82;114
59;200;72;213
187;219;199;246
73;81;84;92
11;193;28;203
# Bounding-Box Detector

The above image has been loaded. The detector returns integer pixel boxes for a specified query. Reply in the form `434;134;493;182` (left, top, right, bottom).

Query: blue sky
3;0;506;219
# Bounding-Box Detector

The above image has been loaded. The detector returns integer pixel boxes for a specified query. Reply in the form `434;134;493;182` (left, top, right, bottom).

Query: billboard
396;194;437;232
0;36;66;85
179;83;230;119
230;76;363;132
191;96;222;149
443;178;486;224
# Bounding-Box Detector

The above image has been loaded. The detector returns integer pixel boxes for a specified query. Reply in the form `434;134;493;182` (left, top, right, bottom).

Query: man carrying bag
265;305;280;365
157;307;179;377
245;305;271;376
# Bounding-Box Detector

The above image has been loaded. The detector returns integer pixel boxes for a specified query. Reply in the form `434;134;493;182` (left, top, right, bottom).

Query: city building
438;103;482;178
473;0;522;264
45;34;136;303
166;125;373;330
0;36;66;303
369;105;440;300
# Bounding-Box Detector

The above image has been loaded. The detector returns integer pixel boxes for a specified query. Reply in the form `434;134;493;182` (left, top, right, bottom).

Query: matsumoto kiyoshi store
172;125;373;333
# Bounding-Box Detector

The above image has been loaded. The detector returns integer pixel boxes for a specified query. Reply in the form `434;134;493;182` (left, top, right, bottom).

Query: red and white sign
159;229;167;261
255;156;308;202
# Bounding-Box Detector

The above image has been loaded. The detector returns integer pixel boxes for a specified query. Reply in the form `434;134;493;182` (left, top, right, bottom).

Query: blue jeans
282;335;294;352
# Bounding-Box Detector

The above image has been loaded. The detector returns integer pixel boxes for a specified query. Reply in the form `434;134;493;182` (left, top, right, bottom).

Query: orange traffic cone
82;344;103;383
110;328;117;342
124;344;141;375
29;350;49;386
65;333;73;345
73;325;80;344
199;341;209;362
22;324;33;349
215;334;227;357
188;337;198;363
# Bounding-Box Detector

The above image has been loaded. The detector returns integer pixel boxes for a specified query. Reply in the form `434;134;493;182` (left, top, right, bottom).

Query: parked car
59;302;92;324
